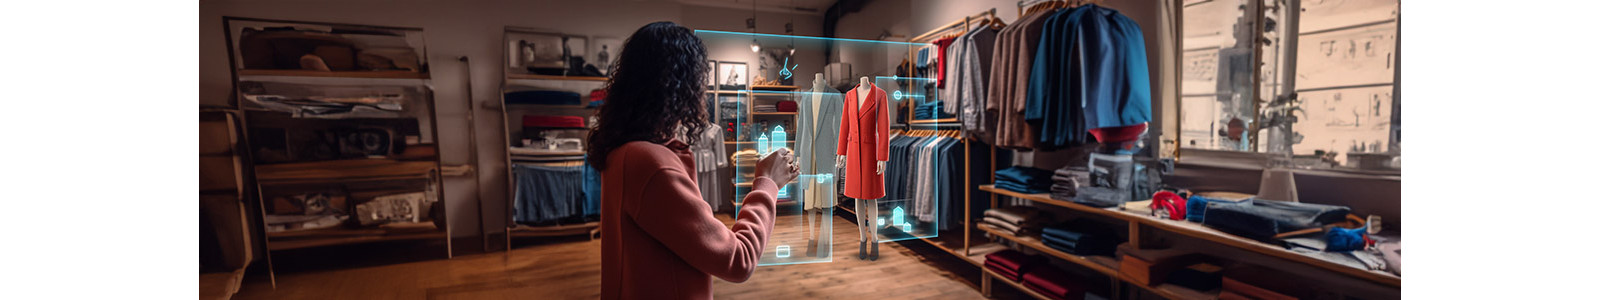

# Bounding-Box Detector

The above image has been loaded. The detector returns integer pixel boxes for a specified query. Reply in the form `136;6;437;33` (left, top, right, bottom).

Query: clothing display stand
497;27;604;251
850;6;1007;270
222;17;451;288
968;2;1402;299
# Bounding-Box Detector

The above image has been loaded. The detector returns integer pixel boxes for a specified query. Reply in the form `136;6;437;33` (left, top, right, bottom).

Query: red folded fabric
984;250;1042;274
524;115;586;128
1022;266;1086;300
776;101;798;112
589;89;607;101
984;263;1022;282
1089;122;1148;143
1024;282;1079;300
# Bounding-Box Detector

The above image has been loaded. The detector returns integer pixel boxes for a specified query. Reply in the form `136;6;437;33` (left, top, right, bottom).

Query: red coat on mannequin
838;83;890;200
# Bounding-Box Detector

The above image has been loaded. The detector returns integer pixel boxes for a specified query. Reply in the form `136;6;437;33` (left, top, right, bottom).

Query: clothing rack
1017;0;1103;18
910;8;999;43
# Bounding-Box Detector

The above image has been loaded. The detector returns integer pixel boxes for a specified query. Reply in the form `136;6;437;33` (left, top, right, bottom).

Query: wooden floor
234;213;1031;299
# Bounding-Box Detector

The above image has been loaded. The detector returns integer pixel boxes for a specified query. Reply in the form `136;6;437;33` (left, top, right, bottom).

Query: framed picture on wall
706;60;717;88
591;37;622;76
509;32;565;73
718;61;747;90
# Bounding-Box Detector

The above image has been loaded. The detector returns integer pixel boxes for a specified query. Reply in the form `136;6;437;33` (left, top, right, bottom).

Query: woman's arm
628;169;779;283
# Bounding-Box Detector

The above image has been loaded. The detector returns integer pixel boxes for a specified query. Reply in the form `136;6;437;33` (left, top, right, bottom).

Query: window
1180;0;1399;168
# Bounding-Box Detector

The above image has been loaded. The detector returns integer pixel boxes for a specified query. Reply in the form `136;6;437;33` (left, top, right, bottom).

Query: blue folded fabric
995;181;1051;194
1186;195;1252;223
1199;199;1352;242
1041;226;1085;241
1324;226;1367;252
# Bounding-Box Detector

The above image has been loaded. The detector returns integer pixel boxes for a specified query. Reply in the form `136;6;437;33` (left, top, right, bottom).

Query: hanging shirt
934;37;957;88
1026;5;1153;149
987;9;1056;150
956;27;999;143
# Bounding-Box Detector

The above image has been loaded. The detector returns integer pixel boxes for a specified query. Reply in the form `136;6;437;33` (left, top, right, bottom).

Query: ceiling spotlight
751;39;761;53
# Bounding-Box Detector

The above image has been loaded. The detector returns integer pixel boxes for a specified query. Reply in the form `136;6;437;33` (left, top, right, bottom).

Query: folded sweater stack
995;166;1054;194
1040;220;1121;256
984;250;1045;282
1049;167;1090;200
1022;266;1088;300
983;207;1049;236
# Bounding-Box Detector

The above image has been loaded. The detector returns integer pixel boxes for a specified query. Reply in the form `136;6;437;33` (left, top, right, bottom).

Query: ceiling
677;0;838;15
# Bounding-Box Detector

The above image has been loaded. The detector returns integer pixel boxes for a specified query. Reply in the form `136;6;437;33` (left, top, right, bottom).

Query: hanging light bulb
751;39;761;53
788;44;796;55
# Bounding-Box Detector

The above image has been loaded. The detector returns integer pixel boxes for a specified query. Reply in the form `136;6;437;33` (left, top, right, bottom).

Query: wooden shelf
724;141;795;145
710;90;750;95
256;159;436;185
238;69;428;79
978;185;1136;221
975;224;1120;277
751;85;800;91
909;118;959;124
982;268;1059;300
750;112;798;116
508;222;600;239
977;185;1402;288
266;222;444;251
507;73;608;81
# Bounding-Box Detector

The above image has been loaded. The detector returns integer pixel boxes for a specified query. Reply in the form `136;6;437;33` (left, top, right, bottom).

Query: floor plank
234;213;1029;299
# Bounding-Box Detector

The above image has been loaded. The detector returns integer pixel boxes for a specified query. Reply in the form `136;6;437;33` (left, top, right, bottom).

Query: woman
589;22;798;300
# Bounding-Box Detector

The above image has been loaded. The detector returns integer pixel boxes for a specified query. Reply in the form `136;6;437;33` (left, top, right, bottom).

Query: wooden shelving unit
497;26;606;251
223;17;450;288
266;222;446;251
977;185;1400;288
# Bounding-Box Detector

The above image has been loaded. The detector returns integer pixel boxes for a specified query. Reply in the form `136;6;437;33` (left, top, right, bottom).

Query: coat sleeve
876;90;890;162
838;96;851;156
627;169;780;283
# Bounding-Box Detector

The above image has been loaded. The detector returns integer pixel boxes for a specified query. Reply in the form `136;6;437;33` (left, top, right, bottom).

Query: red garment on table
935;37;956;88
600;140;781;300
776;100;798;112
1023;266;1087;300
524;115;586;128
838;83;890;199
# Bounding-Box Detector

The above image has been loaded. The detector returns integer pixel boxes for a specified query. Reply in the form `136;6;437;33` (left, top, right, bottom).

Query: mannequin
798;73;843;258
838;76;889;261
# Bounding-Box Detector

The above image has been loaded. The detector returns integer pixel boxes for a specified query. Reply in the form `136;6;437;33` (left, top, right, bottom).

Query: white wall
200;0;824;238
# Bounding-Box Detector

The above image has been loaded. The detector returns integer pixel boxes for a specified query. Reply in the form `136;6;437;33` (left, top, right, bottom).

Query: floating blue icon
893;90;903;100
776;245;791;258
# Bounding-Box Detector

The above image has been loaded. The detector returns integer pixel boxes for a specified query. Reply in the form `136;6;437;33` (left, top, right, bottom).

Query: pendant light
748;0;760;53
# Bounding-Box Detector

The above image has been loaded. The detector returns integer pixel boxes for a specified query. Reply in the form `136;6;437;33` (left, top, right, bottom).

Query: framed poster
718;61;747;90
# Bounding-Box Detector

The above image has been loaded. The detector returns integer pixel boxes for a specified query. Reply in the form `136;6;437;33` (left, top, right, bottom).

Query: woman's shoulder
612;141;686;171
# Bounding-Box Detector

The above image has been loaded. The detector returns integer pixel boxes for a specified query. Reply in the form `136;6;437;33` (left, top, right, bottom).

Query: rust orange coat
838;83;890;200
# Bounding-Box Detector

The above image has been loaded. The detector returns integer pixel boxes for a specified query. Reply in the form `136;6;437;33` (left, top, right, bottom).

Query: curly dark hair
587;22;709;170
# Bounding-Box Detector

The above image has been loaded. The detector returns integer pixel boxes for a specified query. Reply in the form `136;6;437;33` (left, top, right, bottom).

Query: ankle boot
859;241;868;260
806;239;818;257
870;241;880;261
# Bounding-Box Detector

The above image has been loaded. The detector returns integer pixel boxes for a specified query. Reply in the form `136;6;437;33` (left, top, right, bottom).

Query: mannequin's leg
855;197;868;259
867;198;880;260
805;207;817;257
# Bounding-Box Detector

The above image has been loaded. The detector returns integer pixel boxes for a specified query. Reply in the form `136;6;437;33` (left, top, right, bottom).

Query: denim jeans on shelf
513;164;585;223
1201;200;1351;241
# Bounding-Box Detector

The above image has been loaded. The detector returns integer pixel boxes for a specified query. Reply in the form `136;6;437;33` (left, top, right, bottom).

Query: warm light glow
751;39;761;52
